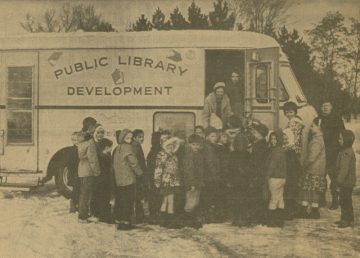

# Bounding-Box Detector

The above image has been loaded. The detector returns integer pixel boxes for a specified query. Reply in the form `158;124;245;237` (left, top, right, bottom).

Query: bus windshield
280;64;306;104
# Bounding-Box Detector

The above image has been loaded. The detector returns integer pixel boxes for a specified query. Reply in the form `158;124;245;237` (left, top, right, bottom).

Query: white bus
0;30;316;195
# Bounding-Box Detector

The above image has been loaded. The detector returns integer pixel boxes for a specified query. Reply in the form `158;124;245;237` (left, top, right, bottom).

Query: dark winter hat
188;134;203;144
133;129;144;138
340;129;355;148
205;126;218;136
195;125;205;132
283;101;298;114
252;123;269;137
82;117;97;131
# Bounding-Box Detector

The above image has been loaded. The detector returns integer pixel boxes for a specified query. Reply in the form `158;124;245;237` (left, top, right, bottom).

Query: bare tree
20;4;115;33
230;0;291;34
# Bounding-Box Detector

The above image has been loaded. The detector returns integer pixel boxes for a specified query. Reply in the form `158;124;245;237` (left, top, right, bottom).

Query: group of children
67;105;356;230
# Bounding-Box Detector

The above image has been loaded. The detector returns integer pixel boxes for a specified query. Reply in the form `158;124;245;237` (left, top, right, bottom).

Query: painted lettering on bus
118;56;188;76
54;57;109;79
67;86;173;96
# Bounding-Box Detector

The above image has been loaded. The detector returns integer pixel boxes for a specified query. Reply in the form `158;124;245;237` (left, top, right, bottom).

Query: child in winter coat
77;125;102;223
154;137;182;228
248;122;269;224
68;131;85;213
298;122;326;219
182;134;205;229
335;130;356;228
266;130;287;227
146;130;171;223
113;129;143;230
91;138;113;223
216;131;231;220
202;126;220;222
132;129;149;223
229;133;250;226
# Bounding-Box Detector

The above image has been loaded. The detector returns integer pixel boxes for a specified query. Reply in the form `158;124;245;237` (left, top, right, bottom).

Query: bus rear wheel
55;166;73;199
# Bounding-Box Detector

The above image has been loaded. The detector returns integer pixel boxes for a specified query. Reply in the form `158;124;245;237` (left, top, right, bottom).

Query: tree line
21;0;360;118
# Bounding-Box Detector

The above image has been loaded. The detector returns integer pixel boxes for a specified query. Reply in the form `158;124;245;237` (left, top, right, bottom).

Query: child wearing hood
154;136;182;228
335;130;356;228
113;129;143;230
266;130;287;227
298;122;327;219
147;130;171;223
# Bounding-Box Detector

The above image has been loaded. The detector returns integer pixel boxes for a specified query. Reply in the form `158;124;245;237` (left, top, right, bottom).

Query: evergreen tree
152;7;171;30
188;1;209;29
170;7;189;29
209;0;235;30
132;14;152;31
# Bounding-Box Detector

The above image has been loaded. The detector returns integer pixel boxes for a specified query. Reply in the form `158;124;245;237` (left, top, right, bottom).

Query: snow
0;121;359;258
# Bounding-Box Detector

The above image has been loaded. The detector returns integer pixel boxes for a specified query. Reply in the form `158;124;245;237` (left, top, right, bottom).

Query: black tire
55;166;73;199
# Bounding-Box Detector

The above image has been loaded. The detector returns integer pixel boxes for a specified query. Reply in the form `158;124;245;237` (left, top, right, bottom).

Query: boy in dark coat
216;131;231;220
183;134;205;228
92;138;113;223
202;126;220;222
248;122;269;225
132;129;148;223
229;133;250;226
335;130;356;228
68;132;85;213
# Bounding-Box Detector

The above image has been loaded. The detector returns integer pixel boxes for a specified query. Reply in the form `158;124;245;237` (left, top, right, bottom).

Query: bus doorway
205;50;245;122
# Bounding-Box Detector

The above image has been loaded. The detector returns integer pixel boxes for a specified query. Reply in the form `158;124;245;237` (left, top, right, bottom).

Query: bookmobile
0;30;316;196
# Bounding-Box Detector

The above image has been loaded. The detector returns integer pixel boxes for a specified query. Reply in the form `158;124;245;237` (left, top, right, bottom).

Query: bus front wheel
55;166;73;199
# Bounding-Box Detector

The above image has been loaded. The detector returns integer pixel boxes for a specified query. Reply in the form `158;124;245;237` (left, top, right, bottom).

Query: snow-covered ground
0;121;359;258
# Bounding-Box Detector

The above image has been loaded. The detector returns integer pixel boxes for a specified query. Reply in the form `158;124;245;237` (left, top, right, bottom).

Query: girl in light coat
298;122;326;219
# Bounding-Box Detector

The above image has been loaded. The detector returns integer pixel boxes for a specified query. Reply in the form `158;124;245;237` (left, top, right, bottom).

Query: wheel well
46;146;74;178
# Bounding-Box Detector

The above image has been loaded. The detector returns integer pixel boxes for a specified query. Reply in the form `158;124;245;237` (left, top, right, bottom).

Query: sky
0;0;359;36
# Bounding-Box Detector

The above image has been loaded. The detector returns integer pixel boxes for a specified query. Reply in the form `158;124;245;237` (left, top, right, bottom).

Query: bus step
0;176;44;190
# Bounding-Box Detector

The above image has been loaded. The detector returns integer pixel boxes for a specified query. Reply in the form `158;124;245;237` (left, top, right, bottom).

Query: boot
159;213;169;228
308;208;320;219
69;199;77;213
338;220;354;228
296;206;309;219
266;210;277;227
166;214;182;229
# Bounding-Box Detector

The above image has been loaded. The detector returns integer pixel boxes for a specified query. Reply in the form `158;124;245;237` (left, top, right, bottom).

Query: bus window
279;79;289;102
7;67;33;144
280;65;306;103
255;64;270;103
153;112;195;136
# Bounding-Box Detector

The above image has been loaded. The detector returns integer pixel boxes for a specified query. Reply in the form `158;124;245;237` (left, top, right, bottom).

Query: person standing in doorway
203;82;233;129
314;99;345;209
226;71;244;121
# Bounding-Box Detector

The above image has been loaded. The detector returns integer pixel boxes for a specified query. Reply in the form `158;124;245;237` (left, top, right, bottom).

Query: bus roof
0;30;279;50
